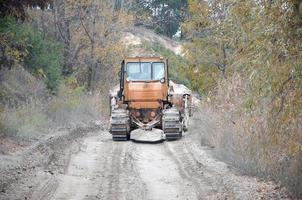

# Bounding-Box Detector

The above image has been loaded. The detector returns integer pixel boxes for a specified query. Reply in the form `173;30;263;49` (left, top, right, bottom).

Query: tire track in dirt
164;136;234;200
164;128;290;200
106;143;123;199
134;143;198;200
0;126;99;200
50;133;145;200
48;129;290;200
23;114;290;200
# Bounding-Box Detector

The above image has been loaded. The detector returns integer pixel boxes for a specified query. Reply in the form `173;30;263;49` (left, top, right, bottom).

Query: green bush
0;17;63;91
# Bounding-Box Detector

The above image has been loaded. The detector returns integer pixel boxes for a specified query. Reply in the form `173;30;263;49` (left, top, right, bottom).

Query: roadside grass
0;92;103;141
0;68;104;141
1;107;48;139
47;85;104;128
201;73;302;197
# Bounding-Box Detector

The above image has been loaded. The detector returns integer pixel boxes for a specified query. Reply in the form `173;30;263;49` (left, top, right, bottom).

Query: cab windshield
126;62;165;81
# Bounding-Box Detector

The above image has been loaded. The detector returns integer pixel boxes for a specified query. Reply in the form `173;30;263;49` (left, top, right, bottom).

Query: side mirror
160;77;165;83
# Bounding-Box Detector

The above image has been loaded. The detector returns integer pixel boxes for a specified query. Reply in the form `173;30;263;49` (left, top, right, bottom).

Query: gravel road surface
0;115;290;200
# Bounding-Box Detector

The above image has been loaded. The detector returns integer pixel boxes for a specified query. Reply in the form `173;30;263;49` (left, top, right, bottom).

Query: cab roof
124;57;166;62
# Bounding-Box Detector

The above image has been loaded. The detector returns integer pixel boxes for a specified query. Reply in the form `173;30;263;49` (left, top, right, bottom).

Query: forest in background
0;0;301;197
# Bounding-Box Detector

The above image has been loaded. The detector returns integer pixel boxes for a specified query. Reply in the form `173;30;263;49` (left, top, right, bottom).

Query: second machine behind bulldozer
109;57;192;142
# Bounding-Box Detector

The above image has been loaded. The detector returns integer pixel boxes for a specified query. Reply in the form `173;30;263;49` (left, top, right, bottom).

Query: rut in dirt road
46;115;289;200
50;134;202;200
51;135;145;200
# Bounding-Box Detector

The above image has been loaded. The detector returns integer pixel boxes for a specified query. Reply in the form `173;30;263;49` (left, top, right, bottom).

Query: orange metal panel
125;82;167;109
128;101;162;109
125;82;167;100
123;57;168;110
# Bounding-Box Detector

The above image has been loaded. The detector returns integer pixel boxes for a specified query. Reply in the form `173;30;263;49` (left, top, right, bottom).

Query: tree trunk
62;19;71;76
221;44;227;79
53;0;72;76
88;2;97;92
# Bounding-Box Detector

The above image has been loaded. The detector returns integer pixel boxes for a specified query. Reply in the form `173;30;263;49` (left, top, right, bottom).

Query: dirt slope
122;26;182;56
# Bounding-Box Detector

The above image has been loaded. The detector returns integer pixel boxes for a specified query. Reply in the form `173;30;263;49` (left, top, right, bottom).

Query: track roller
162;107;183;140
110;109;130;141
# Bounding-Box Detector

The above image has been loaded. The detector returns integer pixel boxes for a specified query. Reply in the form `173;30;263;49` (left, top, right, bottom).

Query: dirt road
0;113;290;200
48;118;288;200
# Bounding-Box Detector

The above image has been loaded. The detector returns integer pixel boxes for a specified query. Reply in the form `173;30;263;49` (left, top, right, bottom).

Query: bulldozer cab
126;62;165;81
119;57;169;110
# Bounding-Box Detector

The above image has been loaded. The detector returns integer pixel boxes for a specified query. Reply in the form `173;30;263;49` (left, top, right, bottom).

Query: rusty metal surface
123;57;169;110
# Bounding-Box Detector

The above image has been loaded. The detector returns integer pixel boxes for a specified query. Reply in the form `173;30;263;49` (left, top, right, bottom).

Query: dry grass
0;68;105;141
201;73;302;197
46;85;105;128
0;90;104;140
0;106;48;139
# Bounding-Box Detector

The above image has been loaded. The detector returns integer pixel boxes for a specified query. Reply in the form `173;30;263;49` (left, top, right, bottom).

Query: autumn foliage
0;0;51;19
183;0;302;196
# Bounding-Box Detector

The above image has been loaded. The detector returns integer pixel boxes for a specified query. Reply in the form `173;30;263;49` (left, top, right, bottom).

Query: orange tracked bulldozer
109;57;192;142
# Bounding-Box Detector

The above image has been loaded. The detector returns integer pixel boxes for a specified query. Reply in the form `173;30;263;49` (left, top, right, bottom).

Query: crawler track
110;109;130;141
162;107;183;140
